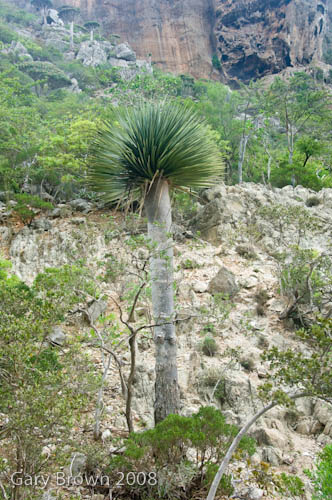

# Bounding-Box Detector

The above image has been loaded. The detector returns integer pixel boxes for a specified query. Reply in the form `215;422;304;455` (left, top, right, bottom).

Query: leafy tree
264;72;332;185
87;102;224;423
107;407;255;499
58;5;80;50
30;0;52;25
236;80;263;184
0;261;95;499
84;21;100;41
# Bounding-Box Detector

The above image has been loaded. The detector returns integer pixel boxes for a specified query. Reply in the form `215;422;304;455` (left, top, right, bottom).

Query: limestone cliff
53;0;216;80
17;0;330;82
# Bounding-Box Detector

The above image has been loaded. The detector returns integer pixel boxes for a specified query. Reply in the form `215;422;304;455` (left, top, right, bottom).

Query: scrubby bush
0;20;17;43
12;193;53;225
306;196;320;207
305;444;332;499
18;60;71;90
0;261;96;499
202;335;218;356
212;53;222;71
104;407;255;499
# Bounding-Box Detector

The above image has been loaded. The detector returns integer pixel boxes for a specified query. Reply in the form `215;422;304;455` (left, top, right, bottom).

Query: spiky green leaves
87;102;224;202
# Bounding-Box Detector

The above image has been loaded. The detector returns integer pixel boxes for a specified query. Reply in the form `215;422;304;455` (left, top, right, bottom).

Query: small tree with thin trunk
207;317;332;500
30;0;52;25
58;6;80;51
87;102;224;424
84;21;100;42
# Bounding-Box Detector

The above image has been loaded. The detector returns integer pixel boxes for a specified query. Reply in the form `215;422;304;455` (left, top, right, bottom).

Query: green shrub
200;369;227;404
0;262;96;499
278;246;332;312
0;1;38;27
305;444;332;499
202;335;218;356
12;193;53;225
306;196;320;207
105;407;255;499
0;21;17;43
18;60;71;90
274;472;305;498
212;53;222;71
59;60;99;91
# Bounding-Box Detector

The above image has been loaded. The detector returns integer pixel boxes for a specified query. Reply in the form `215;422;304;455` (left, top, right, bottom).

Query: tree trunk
70;21;74;51
238;134;248;184
144;178;180;424
90;30;94;42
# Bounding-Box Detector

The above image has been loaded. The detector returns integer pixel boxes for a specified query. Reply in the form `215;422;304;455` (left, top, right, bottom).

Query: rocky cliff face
49;0;328;82
14;0;329;82
215;0;328;83
52;0;216;80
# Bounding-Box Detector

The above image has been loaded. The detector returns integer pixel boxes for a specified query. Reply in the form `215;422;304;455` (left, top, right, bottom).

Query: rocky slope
1;183;332;498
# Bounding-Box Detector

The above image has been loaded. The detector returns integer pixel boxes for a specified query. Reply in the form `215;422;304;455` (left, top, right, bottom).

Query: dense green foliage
0;260;97;499
1;0;332;198
306;444;332;500
106;407;255;499
260;317;332;405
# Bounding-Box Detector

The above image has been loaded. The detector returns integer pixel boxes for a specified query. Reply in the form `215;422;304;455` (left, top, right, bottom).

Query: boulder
49;206;71;218
252;426;287;449
47;326;66;346
208;266;239;297
69;77;81;93
87;299;107;324
69;198;93;213
109;57;130;68
76;41;107;67
136;59;153;74
114;42;136;61
47;9;64;25
246;487;264;500
45;36;69;51
191;199;224;234
7;41;33;60
313;400;332;426
261;446;282;465
30;218;52;231
69;453;86;476
0;226;13;244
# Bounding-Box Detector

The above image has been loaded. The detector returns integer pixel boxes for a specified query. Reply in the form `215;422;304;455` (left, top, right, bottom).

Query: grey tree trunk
238;134;249;184
144;178;180;424
70;21;74;51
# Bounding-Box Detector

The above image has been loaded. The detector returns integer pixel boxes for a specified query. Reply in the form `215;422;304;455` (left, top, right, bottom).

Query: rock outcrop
7;0;332;82
52;0;216;79
215;0;328;83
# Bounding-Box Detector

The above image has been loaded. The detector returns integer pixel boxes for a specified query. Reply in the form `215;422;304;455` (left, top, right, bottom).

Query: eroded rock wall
53;0;216;79
215;0;328;83
14;0;330;82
